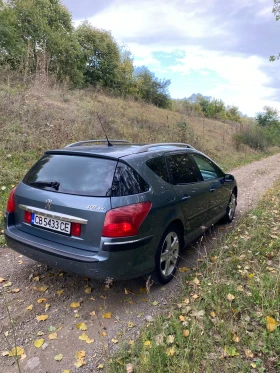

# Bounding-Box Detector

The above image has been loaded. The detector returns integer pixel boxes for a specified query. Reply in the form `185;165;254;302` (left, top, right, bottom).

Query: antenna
96;112;113;147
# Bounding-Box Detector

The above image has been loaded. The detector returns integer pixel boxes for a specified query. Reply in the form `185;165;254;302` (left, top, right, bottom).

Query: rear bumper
4;226;156;280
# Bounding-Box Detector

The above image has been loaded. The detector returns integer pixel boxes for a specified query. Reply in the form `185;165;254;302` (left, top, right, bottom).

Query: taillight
6;187;16;213
24;211;32;224
71;222;81;237
102;201;152;238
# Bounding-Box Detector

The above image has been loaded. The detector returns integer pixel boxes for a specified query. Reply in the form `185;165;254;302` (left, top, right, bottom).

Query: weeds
108;181;280;373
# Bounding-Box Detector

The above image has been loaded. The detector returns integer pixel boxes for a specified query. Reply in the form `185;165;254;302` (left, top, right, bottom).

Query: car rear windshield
23;154;117;197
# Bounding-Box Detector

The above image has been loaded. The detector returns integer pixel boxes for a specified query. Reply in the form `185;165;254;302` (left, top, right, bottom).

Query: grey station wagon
4;140;237;284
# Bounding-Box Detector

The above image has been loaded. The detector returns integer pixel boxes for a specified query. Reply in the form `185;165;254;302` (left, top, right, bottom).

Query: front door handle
209;188;215;192
182;195;191;200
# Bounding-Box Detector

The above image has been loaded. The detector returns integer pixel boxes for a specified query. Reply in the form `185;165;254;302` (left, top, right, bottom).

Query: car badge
45;199;52;210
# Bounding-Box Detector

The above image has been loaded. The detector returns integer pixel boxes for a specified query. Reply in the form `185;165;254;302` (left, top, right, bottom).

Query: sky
61;0;280;117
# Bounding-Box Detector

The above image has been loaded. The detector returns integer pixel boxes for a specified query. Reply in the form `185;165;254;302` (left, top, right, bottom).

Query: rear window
23;154;117;197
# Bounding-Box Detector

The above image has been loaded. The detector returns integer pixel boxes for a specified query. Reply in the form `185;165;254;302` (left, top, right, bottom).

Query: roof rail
65;139;131;148
133;143;195;153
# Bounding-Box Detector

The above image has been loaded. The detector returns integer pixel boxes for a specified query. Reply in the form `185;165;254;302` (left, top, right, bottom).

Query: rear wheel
224;191;237;223
152;225;182;284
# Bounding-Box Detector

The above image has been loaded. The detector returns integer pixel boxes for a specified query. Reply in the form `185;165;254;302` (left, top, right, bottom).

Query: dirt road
1;153;280;373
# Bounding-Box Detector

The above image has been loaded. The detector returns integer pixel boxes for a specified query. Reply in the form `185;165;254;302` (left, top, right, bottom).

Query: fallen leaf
37;298;47;303
236;285;244;292
48;326;56;332
62;370;70;373
193;277;200;285
10;288;20;293
3;281;12;287
232;334;240;343
0;277;6;283
89;311;96;316
266;316;278;332
126;363;134;373
124;288;134;295
97;364;104;369
9;347;25;357
36;314;49;321
74;359;86;368
39;285;48;292
76;323;87;331
26;305;33;311
191;310;205;318
2;351;9;356
128;321;136;328
54;353;63;361
166;346;176;356
70;302;80;309
33;276;40;282
210;311;216;318
139;287;147;293
179;315;185;321
227;293;235;301
111;338;118;344
178;267;189;273
48;333;57;340
166;335;175;344
76;350;86;359
34;339;44;348
144;340;151;347
45;303;50;311
102;312;112;319
224;346;239;357
84;286;92;294
152;301;158;306
57;289;64;295
183;330;190;337
245;349;254;358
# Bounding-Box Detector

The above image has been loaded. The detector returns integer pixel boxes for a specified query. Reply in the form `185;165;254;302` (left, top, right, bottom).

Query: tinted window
23;154;117;197
191;154;223;181
167;153;198;184
146;156;169;182
110;162;149;196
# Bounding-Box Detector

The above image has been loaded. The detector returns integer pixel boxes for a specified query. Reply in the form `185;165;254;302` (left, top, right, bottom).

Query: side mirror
224;174;235;182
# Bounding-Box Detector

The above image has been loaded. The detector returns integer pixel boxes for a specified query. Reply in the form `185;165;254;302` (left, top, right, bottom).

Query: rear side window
146;156;169;182
167;153;198;184
23;154;117;197
110;162;149;196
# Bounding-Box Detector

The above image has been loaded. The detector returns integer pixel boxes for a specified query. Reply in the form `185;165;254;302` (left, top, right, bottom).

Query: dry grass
0;70;277;244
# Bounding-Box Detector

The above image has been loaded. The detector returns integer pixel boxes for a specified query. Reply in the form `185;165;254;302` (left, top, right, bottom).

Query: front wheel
224;191;237;223
152;225;182;284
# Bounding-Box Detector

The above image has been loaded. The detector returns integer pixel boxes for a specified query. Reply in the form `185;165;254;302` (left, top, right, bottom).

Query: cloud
70;0;280;115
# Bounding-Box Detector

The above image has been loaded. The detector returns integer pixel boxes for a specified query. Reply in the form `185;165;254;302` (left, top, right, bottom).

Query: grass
107;182;280;373
0;70;279;245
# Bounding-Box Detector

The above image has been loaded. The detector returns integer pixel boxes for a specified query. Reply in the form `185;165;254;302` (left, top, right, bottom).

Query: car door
189;153;229;222
166;152;209;236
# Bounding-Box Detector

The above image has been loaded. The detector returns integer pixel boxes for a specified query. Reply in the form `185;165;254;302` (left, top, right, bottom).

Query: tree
0;0;83;84
270;0;280;61
76;21;121;88
134;66;171;108
256;106;279;126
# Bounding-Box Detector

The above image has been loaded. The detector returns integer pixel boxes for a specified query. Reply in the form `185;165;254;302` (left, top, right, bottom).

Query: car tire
223;191;237;223
152;224;182;285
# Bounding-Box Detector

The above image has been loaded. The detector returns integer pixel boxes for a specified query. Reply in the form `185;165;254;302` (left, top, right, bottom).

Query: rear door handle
182;195;191;200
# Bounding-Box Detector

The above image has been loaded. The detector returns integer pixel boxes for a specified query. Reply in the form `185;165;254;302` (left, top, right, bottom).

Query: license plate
31;213;71;235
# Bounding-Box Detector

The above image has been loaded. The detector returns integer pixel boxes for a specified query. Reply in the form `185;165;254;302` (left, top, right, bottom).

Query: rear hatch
14;153;117;253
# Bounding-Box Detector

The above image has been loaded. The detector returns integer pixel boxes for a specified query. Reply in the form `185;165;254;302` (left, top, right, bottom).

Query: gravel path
1;152;280;373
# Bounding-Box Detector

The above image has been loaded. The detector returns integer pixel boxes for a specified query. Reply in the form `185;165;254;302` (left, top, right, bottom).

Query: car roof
46;141;197;159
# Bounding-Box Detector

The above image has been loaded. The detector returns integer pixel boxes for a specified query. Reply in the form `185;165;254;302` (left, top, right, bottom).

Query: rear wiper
30;181;60;191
